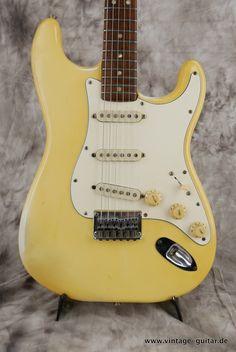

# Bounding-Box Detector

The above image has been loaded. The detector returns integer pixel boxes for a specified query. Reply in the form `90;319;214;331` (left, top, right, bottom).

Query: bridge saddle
94;211;142;241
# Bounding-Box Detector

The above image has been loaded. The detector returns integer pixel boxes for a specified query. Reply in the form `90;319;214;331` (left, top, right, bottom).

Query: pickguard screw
88;80;92;85
91;153;96;157
84;212;88;216
92;114;97;119
85;146;88;150
183;170;187;174
186;191;191;196
202;237;206;241
140;101;144;106
196;202;200;207
73;179;78;183
189;110;193;114
193;71;197;75
169;171;174;176
143;213;148;218
92;185;96;190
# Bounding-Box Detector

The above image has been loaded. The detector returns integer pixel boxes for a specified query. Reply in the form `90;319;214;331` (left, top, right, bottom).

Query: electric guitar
19;0;216;303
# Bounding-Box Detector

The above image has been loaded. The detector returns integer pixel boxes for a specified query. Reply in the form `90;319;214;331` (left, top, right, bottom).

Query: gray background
0;0;236;351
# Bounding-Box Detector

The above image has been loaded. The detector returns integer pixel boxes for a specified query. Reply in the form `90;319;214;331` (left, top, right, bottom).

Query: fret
104;40;137;44
102;78;137;85
103;49;136;53
104;21;136;31
102;61;137;69
102;91;137;95
102;84;137;88
104;9;137;20
102;68;137;72
103;75;137;79
103;42;137;51
102;91;137;96
104;29;136;33
101;93;137;102
104;19;137;22
102;92;137;95
104;76;137;82
104;33;136;42
104;7;137;10
103;59;137;63
103;53;137;60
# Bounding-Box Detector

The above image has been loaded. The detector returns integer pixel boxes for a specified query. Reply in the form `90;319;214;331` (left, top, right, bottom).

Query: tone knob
169;203;186;219
190;222;207;238
145;191;162;206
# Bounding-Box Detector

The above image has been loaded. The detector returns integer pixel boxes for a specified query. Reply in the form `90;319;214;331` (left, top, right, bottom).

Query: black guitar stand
55;294;183;322
170;297;183;322
56;294;68;321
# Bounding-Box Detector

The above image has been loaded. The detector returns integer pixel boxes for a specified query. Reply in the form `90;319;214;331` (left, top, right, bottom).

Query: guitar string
122;0;126;219
114;0;121;214
123;0;130;222
100;0;109;222
128;0;132;222
107;0;116;222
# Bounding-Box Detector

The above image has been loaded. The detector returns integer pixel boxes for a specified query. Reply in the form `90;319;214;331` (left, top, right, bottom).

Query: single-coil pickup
93;111;146;123
95;183;142;201
93;149;144;162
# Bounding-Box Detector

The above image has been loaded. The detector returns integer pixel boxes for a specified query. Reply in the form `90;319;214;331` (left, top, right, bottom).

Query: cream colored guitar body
19;19;216;302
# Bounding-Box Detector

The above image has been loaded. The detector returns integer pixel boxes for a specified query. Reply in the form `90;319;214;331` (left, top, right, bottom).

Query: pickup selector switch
169;203;186;220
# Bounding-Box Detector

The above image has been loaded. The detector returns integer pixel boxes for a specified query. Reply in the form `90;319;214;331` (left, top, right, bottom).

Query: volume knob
169;203;186;219
190;222;207;238
145;191;162;206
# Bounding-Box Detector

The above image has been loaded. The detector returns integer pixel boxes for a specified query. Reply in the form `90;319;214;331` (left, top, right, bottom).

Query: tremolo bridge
94;211;142;241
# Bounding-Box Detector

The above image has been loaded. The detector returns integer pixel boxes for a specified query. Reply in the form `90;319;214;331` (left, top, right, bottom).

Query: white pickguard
71;74;210;245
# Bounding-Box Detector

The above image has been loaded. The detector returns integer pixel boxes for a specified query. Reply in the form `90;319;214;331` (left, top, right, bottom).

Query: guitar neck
101;0;138;102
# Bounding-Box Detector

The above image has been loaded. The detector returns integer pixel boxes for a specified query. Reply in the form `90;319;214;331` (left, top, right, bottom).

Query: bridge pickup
95;183;142;201
93;111;145;123
94;211;142;240
94;149;144;162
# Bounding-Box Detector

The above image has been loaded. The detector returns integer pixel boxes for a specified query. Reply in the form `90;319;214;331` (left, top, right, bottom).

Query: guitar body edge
19;18;216;303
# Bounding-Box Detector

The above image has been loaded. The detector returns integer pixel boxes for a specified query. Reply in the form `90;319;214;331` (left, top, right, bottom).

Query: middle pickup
94;183;142;201
92;149;144;162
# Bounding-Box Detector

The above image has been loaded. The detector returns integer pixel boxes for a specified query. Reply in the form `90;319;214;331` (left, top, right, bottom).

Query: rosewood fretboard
101;0;137;102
